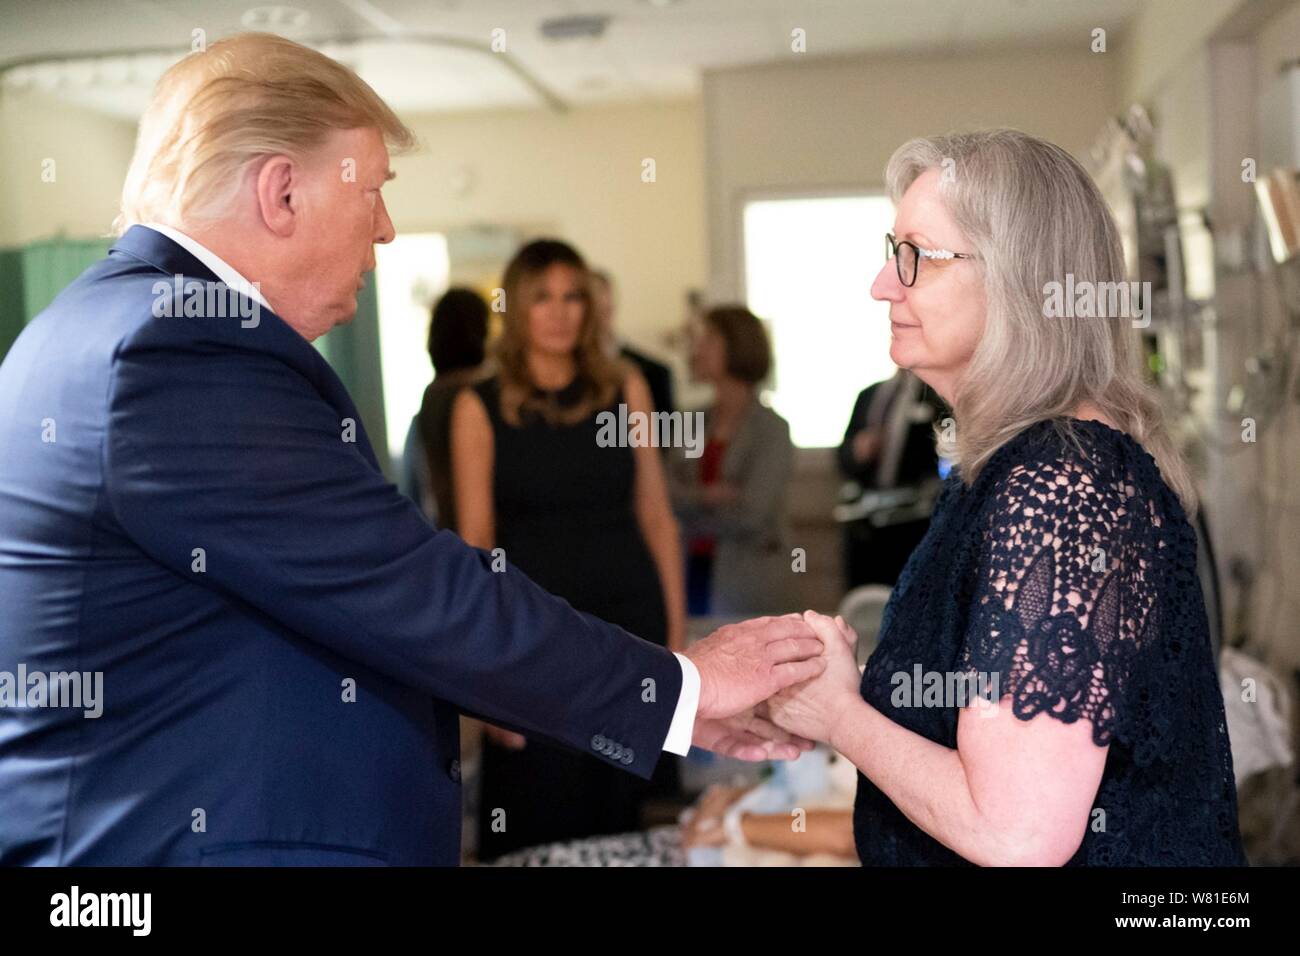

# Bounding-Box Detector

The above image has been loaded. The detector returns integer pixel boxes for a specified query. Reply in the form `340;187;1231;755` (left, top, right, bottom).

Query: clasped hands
685;610;863;761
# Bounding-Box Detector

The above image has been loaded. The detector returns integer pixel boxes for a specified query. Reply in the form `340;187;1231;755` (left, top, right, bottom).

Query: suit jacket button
621;749;634;765
591;734;606;751
610;744;624;760
448;759;461;783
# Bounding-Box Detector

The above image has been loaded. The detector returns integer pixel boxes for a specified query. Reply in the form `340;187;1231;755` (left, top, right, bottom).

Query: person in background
837;368;946;586
451;239;689;860
838;368;943;488
668;306;793;617
590;269;675;415
400;287;489;530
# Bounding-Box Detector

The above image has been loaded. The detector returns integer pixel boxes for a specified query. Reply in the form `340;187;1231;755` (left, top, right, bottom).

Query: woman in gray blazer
669;306;793;617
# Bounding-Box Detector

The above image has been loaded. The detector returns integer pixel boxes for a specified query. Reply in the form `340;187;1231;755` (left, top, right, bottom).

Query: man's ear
254;155;297;238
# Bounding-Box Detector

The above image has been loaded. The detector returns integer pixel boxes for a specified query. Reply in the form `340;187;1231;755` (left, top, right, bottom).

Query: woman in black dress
401;287;488;528
768;130;1246;866
451;239;687;861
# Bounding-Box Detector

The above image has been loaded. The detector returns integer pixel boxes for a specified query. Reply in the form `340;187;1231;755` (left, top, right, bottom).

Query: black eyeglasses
885;233;977;287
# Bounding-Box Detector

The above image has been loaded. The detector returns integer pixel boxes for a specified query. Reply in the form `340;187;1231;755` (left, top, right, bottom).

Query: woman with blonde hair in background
769;129;1246;866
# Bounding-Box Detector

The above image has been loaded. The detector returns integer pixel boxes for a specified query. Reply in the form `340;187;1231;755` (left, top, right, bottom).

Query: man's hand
483;723;526;750
684;613;827;721
691;703;817;761
852;428;882;465
767;611;861;744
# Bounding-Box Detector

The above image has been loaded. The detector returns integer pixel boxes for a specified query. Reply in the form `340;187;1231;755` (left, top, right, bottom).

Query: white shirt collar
142;222;272;310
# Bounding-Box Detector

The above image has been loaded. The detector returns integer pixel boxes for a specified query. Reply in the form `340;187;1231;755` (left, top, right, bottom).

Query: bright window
742;194;898;448
374;233;451;462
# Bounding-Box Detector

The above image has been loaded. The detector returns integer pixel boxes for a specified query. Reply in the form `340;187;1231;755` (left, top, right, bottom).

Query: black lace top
854;417;1247;866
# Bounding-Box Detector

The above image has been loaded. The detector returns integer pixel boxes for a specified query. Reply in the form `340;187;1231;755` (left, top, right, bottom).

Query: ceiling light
241;5;311;33
539;15;610;41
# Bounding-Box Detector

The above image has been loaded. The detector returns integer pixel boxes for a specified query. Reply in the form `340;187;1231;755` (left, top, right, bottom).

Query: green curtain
0;236;111;361
313;272;392;478
20;237;113;323
0;238;393;480
0;248;23;360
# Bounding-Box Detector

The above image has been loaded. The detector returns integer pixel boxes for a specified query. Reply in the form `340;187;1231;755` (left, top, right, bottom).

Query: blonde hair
886;129;1198;517
114;32;415;234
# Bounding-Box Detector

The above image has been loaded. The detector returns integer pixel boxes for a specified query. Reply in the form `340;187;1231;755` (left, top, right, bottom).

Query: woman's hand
699;481;739;507
767;611;862;744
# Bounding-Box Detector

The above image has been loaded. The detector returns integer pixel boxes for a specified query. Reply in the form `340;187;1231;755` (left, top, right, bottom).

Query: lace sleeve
958;453;1155;746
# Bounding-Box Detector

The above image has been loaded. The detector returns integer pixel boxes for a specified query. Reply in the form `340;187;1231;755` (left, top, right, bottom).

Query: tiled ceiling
0;0;1142;117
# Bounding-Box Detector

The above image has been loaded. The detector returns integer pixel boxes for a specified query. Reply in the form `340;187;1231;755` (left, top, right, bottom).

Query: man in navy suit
0;33;827;866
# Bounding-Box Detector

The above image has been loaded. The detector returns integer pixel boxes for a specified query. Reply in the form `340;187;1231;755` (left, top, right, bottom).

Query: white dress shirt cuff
662;653;701;755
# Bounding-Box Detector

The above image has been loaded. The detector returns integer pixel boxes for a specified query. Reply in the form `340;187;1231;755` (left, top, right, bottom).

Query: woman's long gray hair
886;128;1197;516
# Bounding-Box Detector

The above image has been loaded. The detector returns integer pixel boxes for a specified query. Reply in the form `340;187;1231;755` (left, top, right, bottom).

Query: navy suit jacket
0;226;683;866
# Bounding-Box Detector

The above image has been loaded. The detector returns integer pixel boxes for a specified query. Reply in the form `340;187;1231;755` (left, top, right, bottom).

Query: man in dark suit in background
591;269;676;415
837;369;947;587
0;33;827;866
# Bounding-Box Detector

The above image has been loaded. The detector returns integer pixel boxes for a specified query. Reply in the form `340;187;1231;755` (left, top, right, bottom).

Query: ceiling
0;0;1143;118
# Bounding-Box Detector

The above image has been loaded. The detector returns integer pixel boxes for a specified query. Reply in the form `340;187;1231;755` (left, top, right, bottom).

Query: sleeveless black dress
472;375;670;860
855;417;1246;865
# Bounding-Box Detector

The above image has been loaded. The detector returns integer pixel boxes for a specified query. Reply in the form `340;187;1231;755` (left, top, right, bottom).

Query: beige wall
0;91;709;366
1257;0;1300;90
1121;0;1300;675
1119;0;1246;103
388;99;708;361
0;88;137;247
701;46;1122;303
1241;1;1300;671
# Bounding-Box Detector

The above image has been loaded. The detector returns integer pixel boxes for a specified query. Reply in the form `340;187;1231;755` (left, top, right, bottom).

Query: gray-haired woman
770;129;1246;867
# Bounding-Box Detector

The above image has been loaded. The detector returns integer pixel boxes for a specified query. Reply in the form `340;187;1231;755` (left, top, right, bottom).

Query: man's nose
870;261;904;303
374;195;396;245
